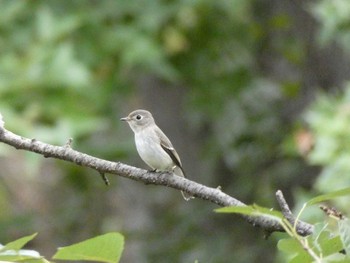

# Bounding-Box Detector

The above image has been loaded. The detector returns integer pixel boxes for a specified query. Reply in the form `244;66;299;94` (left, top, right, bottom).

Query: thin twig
276;190;313;234
276;190;296;225
277;191;320;261
99;172;110;186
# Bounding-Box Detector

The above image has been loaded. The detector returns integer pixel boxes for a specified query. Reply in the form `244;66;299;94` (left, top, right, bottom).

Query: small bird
121;109;193;201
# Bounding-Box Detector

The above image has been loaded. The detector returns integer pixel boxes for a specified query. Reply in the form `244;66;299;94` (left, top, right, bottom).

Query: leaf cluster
0;232;124;263
217;188;350;263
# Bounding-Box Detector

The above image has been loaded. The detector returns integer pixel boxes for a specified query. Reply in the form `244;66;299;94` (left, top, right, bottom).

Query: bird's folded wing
160;143;181;167
155;128;186;176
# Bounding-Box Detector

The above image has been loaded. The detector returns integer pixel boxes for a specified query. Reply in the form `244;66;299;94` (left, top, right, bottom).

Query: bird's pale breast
134;129;173;171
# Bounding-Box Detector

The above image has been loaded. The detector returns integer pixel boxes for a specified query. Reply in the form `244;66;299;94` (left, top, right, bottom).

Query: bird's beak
120;116;129;122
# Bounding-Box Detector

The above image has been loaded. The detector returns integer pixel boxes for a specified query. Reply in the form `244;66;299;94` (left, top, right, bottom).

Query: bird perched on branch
121;109;193;201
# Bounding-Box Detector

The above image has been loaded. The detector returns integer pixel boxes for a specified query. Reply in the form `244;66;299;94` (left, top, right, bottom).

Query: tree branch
276;190;297;225
0;120;313;236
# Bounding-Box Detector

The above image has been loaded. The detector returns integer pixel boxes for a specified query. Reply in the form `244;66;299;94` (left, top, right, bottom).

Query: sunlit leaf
306;188;350;206
278;237;314;263
215;205;254;215
53;232;124;263
289;252;313;263
319;235;343;257
277;238;305;255
1;233;37;251
339;219;350;255
0;248;43;262
215;204;283;221
0;234;47;263
311;224;330;254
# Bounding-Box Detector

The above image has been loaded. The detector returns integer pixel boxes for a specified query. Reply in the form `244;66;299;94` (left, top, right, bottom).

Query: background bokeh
1;0;350;262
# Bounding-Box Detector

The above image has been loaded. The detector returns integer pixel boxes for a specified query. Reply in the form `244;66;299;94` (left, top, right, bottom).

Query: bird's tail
174;166;195;201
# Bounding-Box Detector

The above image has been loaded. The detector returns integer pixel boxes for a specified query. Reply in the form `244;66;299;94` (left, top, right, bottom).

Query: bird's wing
155;128;185;176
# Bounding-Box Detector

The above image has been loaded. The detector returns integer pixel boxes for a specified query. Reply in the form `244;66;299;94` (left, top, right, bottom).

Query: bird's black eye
136;114;142;120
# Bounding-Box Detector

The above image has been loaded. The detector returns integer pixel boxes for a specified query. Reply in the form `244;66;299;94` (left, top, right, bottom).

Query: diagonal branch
0;121;313;236
276;190;297;225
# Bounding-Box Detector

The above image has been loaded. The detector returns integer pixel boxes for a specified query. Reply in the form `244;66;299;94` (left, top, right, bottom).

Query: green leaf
311;223;331;254
53;232;124;263
289;252;313;263
277;238;305;255
320;235;343;257
278;237;313;263
215;205;255;215
339;219;350;255
277;235;339;263
306;187;350;206
278;227;344;262
215;204;283;221
1;233;38;251
0;249;43;262
0;234;48;262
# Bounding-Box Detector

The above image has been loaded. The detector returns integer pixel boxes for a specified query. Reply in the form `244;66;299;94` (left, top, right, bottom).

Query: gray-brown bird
121;109;193;201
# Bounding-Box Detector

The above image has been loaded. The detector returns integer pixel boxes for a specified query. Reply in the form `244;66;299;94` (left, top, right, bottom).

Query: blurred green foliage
1;0;350;262
311;0;350;51
305;85;350;210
